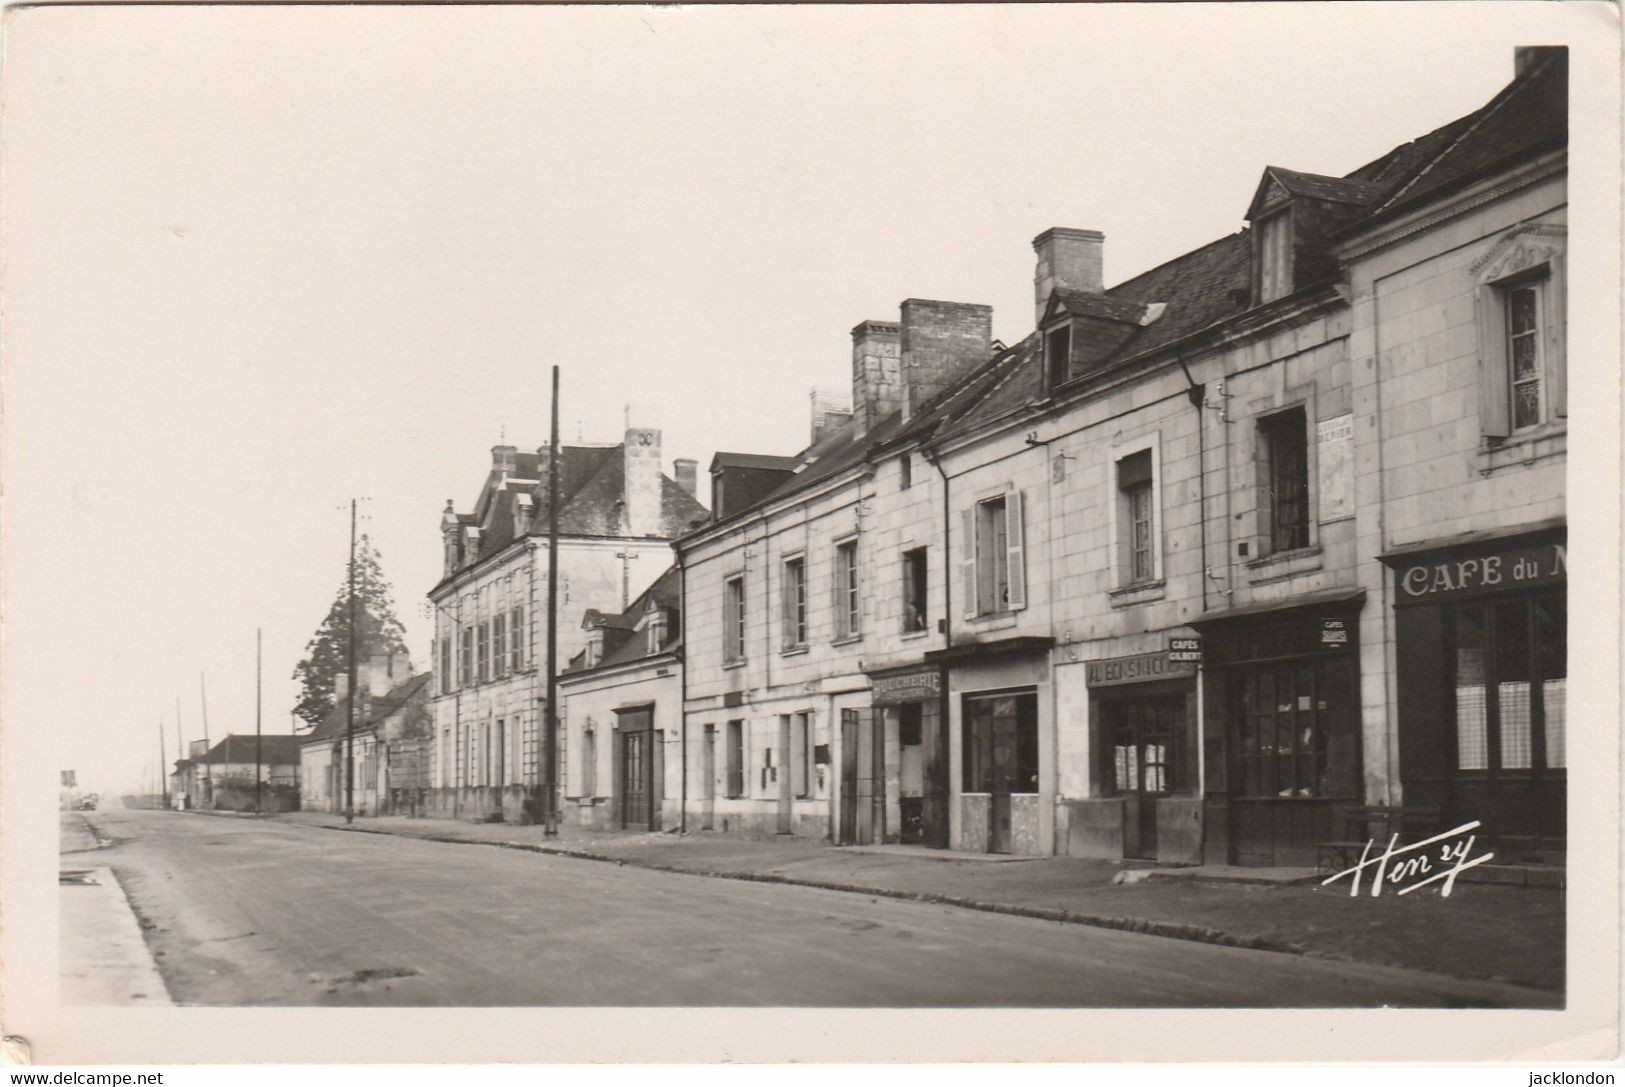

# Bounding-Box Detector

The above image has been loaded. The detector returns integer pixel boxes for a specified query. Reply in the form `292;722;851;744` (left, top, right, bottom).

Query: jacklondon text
1529;1075;1615;1085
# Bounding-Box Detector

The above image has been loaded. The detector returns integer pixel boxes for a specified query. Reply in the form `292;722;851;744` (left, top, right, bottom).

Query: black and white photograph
1;0;1619;1068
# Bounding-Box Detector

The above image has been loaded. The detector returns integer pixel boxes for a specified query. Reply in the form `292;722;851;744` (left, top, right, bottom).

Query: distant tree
291;535;409;728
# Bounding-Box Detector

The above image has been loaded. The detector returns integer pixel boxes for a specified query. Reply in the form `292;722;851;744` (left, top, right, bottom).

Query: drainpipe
1176;356;1209;613
920;442;953;849
678;558;688;834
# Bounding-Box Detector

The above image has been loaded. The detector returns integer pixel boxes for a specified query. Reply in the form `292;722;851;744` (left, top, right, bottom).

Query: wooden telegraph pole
345;499;358;825
543;365;561;835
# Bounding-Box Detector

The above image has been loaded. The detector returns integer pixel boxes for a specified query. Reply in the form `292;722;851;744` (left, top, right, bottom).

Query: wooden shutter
1005;490;1027;610
961;507;978;619
725;720;743;798
781;564;796;649
830;547;844;638
1547;256;1567;418
1476;284;1511;439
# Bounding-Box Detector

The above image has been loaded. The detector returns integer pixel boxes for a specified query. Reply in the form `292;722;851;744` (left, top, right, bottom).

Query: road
75;808;1542;1007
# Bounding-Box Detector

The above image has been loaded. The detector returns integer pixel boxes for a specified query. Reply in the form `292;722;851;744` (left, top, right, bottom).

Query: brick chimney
623;427;663;536
1033;227;1104;325
851;320;902;434
491;444;518;477
899;299;994;420
673;458;698;499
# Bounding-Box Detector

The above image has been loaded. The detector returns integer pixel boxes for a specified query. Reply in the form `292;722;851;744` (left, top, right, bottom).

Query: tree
291;535;410;728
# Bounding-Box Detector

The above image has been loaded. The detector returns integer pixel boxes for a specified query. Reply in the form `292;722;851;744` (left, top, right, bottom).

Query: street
70;809;1549;1008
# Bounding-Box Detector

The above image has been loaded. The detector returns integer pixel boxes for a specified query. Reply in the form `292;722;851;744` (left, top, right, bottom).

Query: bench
1317;805;1442;874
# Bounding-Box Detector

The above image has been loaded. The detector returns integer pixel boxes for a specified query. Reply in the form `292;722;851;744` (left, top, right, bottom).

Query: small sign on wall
1320;618;1349;646
1168;636;1202;663
1317;412;1354;522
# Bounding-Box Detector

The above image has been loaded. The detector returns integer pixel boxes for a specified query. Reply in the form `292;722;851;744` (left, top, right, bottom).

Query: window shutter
961;507;978;619
1005;490;1027;610
781;566;795;650
1547;256;1567;418
830;548;844;638
1476;284;1511;439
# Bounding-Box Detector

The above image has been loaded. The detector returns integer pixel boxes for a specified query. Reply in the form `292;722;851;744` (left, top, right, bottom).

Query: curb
307;820;1307;959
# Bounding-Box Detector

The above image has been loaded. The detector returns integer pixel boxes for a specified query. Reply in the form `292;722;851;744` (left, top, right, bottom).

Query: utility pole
159;718;169;811
200;674;213;808
345;498;358;825
175;697;185;808
255;627;264;816
543;365;561;835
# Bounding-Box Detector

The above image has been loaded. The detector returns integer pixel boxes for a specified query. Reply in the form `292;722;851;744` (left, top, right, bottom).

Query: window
1046;324;1073;388
1117;450;1156;583
902;548;928;632
646;612;666;655
782;557;807;649
725;719;745;798
833;541;860;640
1256;208;1293;304
963;491;1026;616
899;454;913;490
476;621;491;682
1452;592;1565;773
510;606;525;671
723;576;746;662
962;692;1039;794
495;719;506;785
1261;408;1310;553
460;628;474;687
788;713;811;798
1473;230;1566;440
492;613;508;678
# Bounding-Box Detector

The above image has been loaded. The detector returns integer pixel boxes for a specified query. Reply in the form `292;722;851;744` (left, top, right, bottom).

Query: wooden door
839;710;859;845
701;728;716;831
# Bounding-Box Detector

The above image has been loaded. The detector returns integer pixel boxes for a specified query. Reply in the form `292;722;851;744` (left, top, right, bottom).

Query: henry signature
1321;820;1494;898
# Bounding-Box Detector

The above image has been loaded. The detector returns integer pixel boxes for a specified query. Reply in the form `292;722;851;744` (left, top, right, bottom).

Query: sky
1;3;1591;796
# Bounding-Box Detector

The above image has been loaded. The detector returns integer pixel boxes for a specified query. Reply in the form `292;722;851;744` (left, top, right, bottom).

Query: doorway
616;707;654;830
1102;694;1185;859
963;691;1038;854
701;726;716;831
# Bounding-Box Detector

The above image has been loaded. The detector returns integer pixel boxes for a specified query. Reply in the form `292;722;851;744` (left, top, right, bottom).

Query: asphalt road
81;808;1542;1007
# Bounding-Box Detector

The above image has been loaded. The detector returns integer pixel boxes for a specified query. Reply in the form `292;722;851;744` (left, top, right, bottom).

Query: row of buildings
413;47;1566;866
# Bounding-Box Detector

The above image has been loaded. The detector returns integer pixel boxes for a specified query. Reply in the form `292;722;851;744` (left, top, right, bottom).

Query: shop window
1451;592;1565;773
963;491;1026;617
833;541;860;640
781;557;807;649
723;575;746;662
725;719;745;797
902;548;928;632
1104;695;1184;795
1116;449;1157;584
1260;408;1310;553
962;692;1039;794
1235;661;1352;799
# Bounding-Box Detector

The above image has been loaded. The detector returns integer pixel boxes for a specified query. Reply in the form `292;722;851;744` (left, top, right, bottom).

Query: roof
563;565;682;676
304;672;433;744
437;442;709;589
201;734;304;765
686;49;1566;529
709;451;802;472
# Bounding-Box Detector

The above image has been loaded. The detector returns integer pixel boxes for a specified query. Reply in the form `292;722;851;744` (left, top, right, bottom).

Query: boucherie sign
1396;539;1566;601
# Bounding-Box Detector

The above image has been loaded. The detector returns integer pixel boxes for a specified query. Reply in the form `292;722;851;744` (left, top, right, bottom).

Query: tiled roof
563;566;682;675
1255;167;1385;211
304;672;433;744
202;734;304;766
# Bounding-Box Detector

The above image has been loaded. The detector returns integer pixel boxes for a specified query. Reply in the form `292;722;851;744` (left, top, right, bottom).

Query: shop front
1194;591;1365;867
839;665;949;848
1383;524;1566;857
1086;650;1200;862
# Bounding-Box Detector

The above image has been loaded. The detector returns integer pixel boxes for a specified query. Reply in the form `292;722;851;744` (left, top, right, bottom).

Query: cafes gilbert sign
1393;537;1565;602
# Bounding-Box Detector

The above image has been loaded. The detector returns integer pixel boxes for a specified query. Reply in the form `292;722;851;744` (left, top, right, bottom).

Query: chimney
810;388;853;446
1033;227;1104;324
366;651;395;697
673;458;698;499
623;427;663;536
1514;45;1564;78
491;444;518;476
899;299;994;420
513;491;535;536
334;673;349;706
851;320;902;434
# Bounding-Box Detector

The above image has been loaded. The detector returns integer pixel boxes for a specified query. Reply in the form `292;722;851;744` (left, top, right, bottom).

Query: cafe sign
870;669;942;706
1395;539;1565;602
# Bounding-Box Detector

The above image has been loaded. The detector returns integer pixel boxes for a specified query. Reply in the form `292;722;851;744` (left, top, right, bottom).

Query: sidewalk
276;810;1563;994
59;815;172;1005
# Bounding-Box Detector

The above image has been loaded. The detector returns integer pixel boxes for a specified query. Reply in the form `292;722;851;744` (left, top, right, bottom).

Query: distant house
178;734;303;811
560;565;683;831
300;650;431;817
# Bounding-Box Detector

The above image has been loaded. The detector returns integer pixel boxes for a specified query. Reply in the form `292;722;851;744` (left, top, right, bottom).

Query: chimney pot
1033;227;1105;325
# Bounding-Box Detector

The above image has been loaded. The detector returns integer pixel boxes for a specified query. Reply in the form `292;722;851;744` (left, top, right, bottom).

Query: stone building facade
426;428;707;822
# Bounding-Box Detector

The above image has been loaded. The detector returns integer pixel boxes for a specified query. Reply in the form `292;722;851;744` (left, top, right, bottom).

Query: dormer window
646;610;667;655
1256;207;1293;305
1045;324;1073;388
